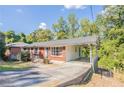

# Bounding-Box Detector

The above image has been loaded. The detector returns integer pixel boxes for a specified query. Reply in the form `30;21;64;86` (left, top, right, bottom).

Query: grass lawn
0;62;32;71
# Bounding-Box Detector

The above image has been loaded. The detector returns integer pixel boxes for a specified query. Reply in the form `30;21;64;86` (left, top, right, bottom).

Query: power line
90;5;94;22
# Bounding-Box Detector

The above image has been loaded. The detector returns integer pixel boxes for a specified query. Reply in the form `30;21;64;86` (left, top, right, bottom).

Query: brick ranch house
6;36;98;63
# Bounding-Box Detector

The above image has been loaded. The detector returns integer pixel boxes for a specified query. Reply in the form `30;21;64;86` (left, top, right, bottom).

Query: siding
66;45;80;61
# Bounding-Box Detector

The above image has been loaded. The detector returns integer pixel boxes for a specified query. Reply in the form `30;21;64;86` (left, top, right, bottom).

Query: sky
0;5;103;34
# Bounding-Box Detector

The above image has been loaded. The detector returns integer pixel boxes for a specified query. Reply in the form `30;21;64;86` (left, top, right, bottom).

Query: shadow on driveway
0;67;50;87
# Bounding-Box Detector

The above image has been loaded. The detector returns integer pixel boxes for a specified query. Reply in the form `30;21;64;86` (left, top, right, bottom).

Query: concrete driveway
0;62;91;87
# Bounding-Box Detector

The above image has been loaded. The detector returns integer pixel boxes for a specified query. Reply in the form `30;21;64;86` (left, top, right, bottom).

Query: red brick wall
10;47;21;55
10;47;66;62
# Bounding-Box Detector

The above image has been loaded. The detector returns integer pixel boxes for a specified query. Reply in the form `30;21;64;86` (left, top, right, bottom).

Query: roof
6;36;98;48
6;42;29;48
26;36;98;47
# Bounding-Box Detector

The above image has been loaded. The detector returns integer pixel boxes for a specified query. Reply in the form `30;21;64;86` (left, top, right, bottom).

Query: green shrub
20;50;30;62
81;47;89;57
98;29;124;70
0;40;5;60
1;47;8;61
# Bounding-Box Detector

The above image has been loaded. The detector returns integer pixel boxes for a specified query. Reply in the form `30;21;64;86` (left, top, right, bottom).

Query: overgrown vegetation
0;32;5;60
20;50;30;62
96;6;124;71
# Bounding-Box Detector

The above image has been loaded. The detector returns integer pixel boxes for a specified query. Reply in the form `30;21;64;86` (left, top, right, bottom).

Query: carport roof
26;35;98;47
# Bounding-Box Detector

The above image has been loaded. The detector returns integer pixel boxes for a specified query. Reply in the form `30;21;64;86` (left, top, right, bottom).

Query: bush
20;50;30;62
1;48;9;61
81;47;89;57
98;56;117;70
98;29;124;71
0;42;5;60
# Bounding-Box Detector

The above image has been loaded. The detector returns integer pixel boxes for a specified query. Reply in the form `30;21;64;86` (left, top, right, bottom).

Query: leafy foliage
17;32;26;42
0;32;5;60
52;16;68;39
95;6;124;70
4;30;16;43
27;29;53;42
4;30;27;43
56;31;68;40
80;19;99;36
20;50;30;62
68;13;79;38
81;47;90;57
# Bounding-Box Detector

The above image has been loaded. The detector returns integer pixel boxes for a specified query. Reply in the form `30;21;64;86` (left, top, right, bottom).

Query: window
51;47;63;56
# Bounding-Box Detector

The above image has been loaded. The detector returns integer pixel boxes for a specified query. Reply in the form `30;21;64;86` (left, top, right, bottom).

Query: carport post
90;44;95;72
90;44;92;64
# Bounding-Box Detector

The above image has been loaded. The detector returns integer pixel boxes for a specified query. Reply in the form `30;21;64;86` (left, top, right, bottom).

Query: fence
92;55;99;72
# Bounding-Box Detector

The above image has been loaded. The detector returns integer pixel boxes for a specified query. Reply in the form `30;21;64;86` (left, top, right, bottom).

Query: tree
80;19;91;36
52;16;68;39
27;29;53;42
98;28;124;70
97;5;124;70
4;30;16;43
67;13;79;38
0;32;5;60
26;34;34;43
80;18;99;36
96;5;124;37
4;30;27;43
53;16;68;32
56;31;67;40
17;32;26;42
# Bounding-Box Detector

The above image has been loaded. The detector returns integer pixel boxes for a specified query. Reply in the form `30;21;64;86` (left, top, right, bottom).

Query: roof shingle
26;35;98;47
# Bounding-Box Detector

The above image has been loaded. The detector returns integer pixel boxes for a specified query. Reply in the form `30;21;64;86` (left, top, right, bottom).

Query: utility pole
90;5;94;22
90;5;95;72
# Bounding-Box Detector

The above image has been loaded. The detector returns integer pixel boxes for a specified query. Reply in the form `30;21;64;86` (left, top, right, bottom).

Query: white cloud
16;9;23;13
63;5;86;10
38;22;47;30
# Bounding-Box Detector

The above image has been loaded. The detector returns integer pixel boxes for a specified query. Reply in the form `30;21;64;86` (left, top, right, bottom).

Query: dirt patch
70;73;124;87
